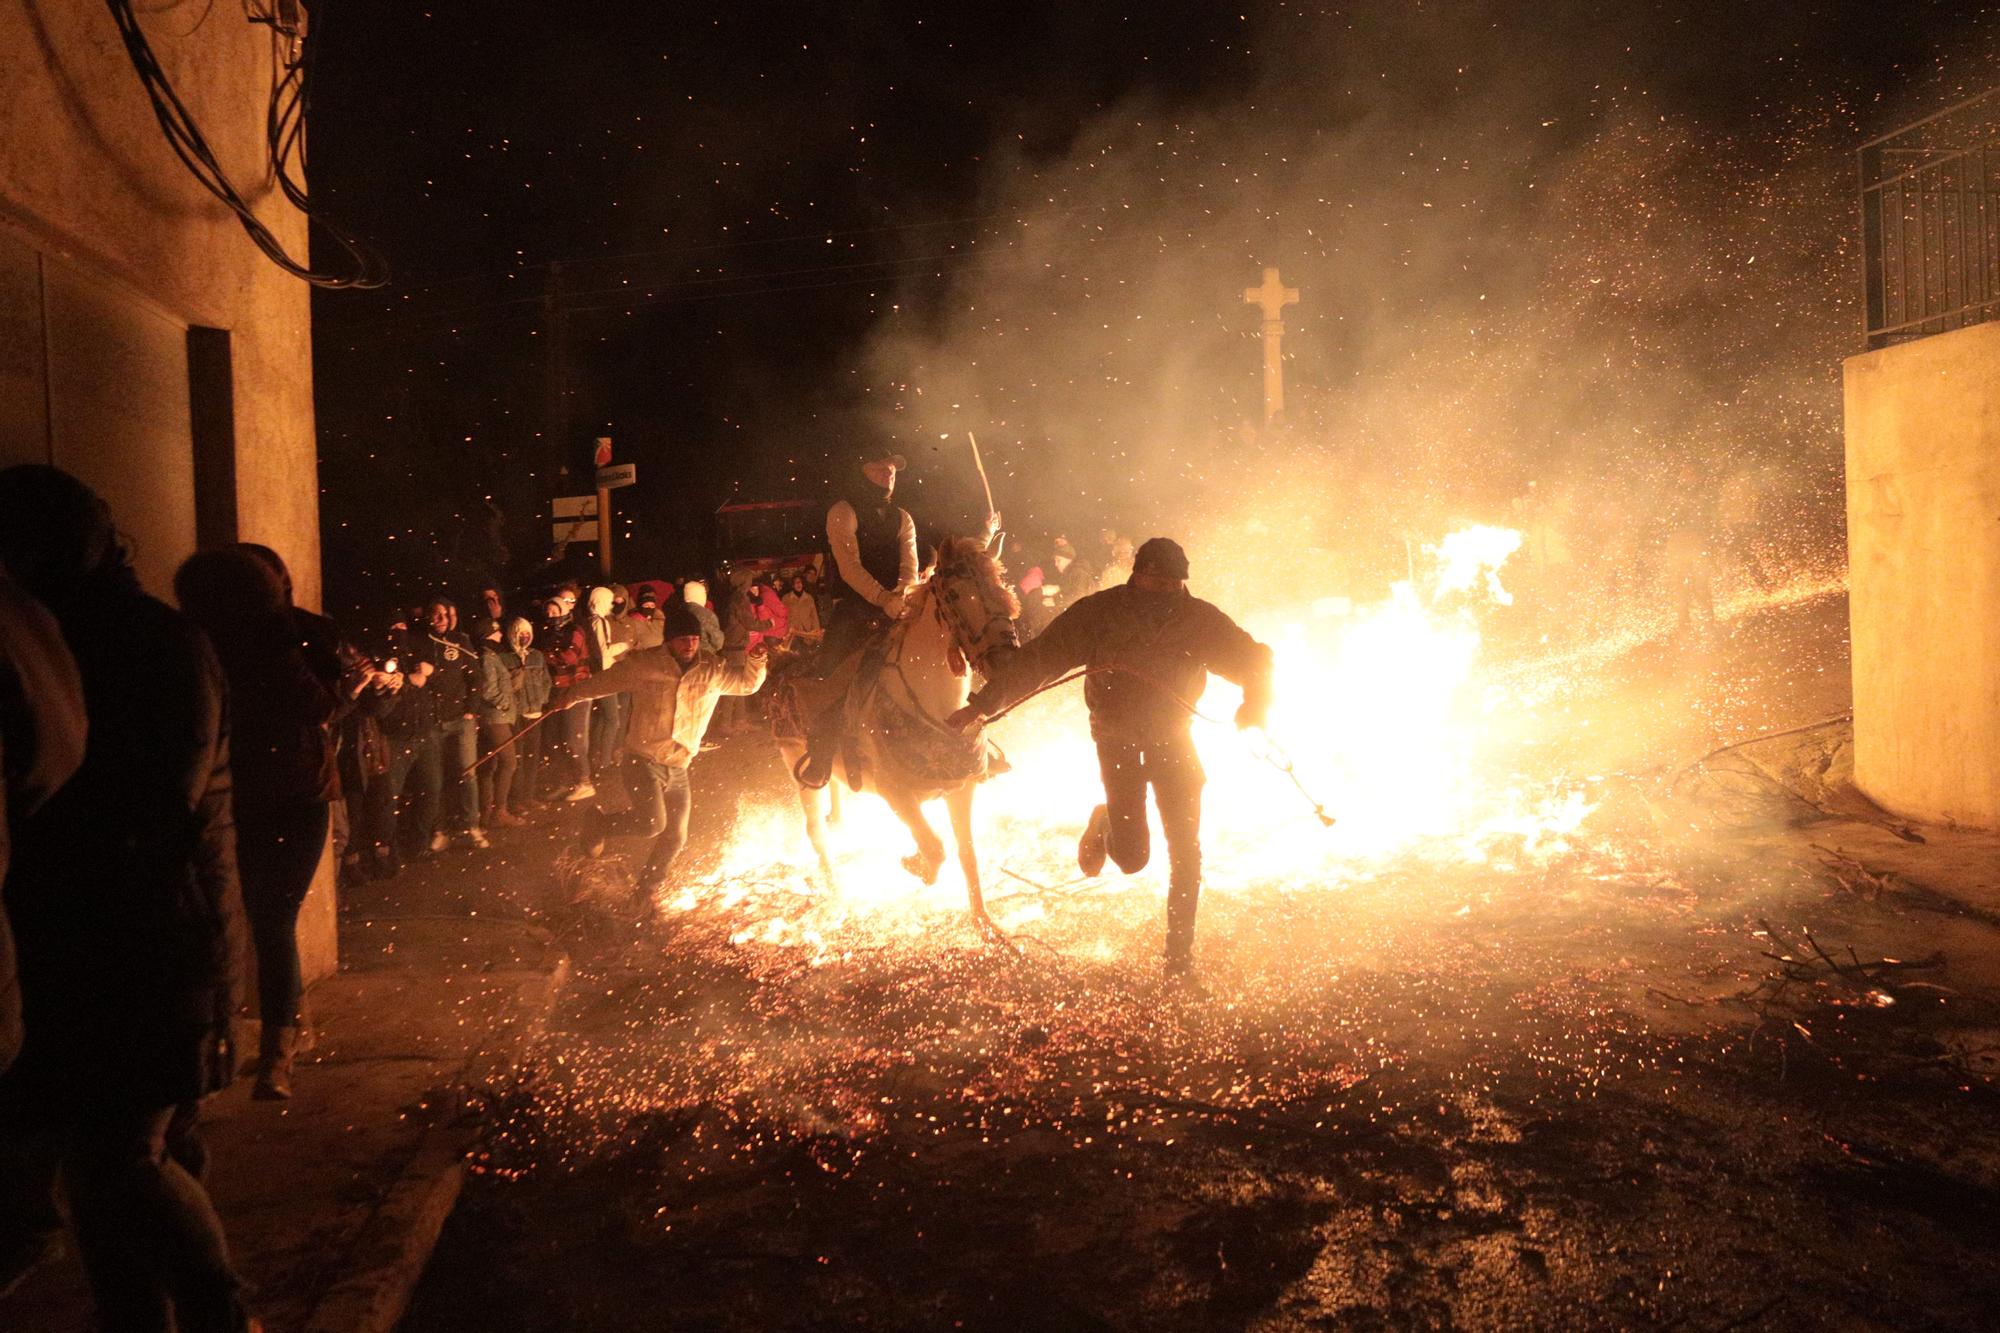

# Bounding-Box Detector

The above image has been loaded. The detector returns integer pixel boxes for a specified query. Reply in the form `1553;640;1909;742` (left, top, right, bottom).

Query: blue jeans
590;693;625;773
591;757;691;889
560;699;594;787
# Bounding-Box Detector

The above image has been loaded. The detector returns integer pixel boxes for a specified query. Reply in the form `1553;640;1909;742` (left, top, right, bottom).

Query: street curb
300;943;571;1333
300;1136;469;1333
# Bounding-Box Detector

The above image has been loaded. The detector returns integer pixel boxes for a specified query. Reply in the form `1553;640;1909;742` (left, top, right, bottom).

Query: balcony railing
1861;90;2000;350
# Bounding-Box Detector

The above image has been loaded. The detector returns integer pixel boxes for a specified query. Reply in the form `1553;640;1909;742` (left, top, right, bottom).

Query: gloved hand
880;589;909;619
946;704;984;733
1234;696;1269;731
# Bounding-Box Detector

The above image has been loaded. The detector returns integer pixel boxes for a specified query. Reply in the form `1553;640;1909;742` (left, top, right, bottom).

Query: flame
662;523;1608;957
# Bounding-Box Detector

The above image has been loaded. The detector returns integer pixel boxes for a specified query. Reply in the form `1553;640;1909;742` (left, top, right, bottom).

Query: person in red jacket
537;595;595;800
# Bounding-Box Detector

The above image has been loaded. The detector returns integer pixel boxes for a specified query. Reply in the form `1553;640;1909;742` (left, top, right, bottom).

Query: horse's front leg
944;781;1002;944
785;744;838;891
883;787;946;886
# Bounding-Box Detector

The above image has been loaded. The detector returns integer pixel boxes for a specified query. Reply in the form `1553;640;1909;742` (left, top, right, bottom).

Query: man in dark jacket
417;597;486;849
361;628;440;876
0;573;86;1078
0;466;253;1327
953;537;1272;978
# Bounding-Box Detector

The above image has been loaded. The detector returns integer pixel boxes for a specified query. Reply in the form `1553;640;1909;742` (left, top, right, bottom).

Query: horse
771;537;1021;940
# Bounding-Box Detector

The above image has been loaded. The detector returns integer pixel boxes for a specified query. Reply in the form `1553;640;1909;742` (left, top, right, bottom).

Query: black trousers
592;756;692;890
365;729;440;854
0;1091;246;1332
1096;734;1205;958
235;801;330;1029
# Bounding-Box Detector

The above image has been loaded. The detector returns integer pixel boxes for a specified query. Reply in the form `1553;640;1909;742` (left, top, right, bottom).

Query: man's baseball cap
1132;537;1190;581
859;446;909;470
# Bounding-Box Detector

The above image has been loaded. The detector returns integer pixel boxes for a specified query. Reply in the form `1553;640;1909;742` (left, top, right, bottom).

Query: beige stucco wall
1844;320;2000;829
0;0;335;983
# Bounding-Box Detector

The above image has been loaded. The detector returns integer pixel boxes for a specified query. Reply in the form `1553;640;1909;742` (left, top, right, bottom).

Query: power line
104;0;387;288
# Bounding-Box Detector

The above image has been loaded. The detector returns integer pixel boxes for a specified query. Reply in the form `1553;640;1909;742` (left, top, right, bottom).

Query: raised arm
565;648;675;702
695;644;769;698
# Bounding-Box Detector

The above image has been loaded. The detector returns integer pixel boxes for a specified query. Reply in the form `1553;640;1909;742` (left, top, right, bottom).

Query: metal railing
1861;90;2000;349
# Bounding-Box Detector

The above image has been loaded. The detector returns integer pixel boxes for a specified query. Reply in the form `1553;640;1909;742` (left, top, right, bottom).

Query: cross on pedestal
1242;266;1300;424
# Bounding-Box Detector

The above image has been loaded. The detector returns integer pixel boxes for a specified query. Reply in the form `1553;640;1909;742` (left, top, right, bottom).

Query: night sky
308;1;1996;623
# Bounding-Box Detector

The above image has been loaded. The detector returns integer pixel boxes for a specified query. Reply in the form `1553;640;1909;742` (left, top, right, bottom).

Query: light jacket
478;645;519;726
784;591;822;636
567;646;765;769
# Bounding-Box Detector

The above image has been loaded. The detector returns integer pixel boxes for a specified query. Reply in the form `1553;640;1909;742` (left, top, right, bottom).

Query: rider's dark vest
828;485;908;606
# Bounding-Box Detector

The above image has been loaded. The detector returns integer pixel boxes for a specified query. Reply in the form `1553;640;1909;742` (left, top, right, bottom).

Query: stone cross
1242;266;1300;423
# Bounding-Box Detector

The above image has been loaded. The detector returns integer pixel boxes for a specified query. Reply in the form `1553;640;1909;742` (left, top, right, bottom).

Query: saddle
769;634;888;789
773;625;1000;793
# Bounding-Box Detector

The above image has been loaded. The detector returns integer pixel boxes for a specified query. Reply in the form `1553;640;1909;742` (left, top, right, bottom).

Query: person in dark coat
176;548;342;1101
953;537;1273;979
361;627;440;876
417;597;486;848
0;465;253;1329
0;571;87;1079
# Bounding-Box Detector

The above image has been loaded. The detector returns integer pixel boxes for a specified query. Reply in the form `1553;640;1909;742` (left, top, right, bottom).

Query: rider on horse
798;446;997;788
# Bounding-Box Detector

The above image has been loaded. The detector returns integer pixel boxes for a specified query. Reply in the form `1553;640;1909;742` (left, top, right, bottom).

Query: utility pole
544;260;570;457
1242;266;1300;424
593;436;614;576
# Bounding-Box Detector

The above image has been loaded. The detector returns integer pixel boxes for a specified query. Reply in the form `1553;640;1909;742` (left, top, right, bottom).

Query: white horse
772;538;1020;940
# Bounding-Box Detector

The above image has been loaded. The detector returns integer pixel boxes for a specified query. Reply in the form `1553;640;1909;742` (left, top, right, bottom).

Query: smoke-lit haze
858;4;1990;604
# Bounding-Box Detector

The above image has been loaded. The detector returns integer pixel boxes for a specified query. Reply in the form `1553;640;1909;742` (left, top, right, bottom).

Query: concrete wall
0;0;335;985
1844;320;2000;829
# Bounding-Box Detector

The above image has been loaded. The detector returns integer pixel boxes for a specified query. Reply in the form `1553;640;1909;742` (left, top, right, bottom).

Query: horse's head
927;537;1020;676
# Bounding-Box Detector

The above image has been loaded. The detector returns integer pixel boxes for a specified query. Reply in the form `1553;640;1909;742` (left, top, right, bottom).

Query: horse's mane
934;537;1021;619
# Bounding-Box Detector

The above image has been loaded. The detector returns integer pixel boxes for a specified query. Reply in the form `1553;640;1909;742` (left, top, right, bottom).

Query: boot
1077;804;1110;877
253;1025;298;1100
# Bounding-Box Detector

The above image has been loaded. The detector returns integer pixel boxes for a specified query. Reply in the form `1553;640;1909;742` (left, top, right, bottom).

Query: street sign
595;463;637;490
553;495;600;546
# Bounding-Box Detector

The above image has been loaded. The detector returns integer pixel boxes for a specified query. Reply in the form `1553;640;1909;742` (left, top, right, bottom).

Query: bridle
877;553;1019;730
923;554;1019;678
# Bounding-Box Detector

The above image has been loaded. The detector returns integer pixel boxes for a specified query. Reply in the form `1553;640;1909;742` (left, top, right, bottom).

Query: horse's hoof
901;853;941;886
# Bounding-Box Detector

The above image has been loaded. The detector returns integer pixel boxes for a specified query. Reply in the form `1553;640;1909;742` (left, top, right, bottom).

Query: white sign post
552;495;599;549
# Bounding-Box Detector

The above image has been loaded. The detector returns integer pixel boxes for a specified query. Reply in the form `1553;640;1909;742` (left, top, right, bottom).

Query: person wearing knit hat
680;581;724;654
563;598;767;905
951;536;1272;981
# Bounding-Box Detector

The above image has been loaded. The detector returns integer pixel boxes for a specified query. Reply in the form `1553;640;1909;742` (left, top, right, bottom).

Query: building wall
1844;320;2000;829
0;0;335;984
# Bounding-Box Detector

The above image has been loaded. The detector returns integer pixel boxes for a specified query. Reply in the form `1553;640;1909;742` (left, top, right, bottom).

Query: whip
977;663;1336;827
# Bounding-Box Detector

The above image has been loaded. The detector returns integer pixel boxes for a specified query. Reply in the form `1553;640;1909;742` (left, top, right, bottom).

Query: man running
951;538;1272;978
570;604;767;901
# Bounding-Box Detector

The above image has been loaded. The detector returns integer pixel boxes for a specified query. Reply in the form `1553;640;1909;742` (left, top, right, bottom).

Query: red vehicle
713;498;823;581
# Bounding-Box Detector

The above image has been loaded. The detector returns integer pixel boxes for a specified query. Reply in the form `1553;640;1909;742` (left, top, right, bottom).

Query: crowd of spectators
0;462;828;1330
